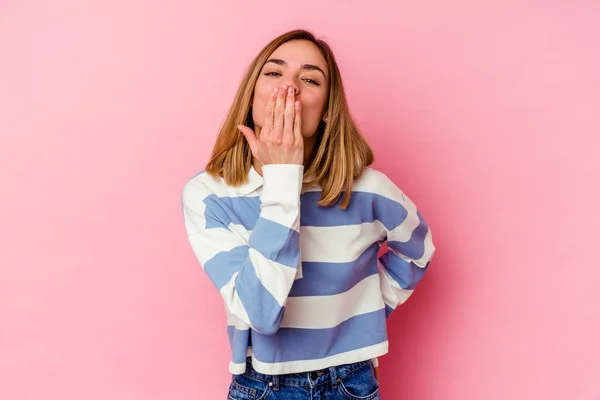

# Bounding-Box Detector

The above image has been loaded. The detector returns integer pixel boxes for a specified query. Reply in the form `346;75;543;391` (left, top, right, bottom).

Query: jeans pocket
227;374;270;400
337;362;381;400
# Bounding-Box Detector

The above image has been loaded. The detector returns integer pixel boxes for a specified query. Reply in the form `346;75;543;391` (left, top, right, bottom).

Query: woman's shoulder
353;166;405;200
182;170;232;202
356;166;392;184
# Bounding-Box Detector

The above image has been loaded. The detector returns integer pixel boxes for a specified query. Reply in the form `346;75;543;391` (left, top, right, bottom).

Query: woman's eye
264;72;319;86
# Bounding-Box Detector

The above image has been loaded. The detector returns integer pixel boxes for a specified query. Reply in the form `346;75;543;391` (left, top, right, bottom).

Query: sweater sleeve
375;179;436;319
181;165;303;335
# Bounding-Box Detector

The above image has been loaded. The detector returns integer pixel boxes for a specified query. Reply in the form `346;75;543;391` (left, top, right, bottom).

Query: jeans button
310;371;318;380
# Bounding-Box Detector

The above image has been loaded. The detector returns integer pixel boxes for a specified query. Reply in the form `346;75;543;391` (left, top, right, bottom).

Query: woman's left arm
375;177;436;319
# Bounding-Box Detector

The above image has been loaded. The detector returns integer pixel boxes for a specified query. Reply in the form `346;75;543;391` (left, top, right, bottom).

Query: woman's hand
238;84;304;166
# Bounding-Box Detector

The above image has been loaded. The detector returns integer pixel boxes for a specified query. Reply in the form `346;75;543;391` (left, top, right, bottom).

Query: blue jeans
227;357;382;399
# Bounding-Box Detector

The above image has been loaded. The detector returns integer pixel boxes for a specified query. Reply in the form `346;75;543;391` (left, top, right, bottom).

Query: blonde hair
205;29;374;209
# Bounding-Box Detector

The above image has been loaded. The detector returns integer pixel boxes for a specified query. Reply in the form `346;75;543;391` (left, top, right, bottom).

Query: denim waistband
242;356;372;388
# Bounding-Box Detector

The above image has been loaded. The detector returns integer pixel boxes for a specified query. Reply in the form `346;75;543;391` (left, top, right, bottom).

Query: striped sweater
181;164;435;375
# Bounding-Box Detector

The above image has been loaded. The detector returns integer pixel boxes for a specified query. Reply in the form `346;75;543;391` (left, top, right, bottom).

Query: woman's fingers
283;86;295;140
243;83;303;166
272;84;288;142
262;87;278;138
237;124;258;155
293;100;302;142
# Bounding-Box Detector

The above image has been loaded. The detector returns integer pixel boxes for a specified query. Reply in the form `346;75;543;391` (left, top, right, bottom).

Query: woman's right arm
181;164;303;336
183;83;303;335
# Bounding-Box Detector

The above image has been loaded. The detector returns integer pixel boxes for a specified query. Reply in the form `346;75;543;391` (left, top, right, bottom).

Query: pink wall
1;1;599;399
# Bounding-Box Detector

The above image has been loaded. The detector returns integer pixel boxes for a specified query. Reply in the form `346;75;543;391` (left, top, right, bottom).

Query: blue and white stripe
182;164;435;375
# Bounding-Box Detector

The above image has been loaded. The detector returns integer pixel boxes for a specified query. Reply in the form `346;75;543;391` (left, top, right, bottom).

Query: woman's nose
282;79;300;95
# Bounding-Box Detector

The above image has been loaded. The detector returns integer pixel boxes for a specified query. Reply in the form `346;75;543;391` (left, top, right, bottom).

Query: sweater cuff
261;164;304;203
259;165;304;229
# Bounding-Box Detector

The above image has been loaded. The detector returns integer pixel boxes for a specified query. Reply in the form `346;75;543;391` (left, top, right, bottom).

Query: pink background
1;1;599;399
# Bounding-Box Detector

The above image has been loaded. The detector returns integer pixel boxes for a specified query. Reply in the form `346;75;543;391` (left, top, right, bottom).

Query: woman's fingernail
288;87;294;95
280;85;288;93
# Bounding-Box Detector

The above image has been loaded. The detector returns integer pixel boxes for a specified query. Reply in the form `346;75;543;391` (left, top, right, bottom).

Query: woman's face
252;40;329;138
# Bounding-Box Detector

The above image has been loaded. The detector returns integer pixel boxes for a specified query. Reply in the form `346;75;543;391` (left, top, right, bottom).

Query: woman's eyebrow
265;58;326;78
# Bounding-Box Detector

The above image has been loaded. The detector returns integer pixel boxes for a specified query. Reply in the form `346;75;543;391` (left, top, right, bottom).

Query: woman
182;29;435;400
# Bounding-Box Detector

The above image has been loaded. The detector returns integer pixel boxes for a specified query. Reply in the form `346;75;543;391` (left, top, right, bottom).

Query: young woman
182;29;436;400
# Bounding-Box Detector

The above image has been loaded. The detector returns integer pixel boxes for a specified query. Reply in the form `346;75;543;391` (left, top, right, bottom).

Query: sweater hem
229;341;388;375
